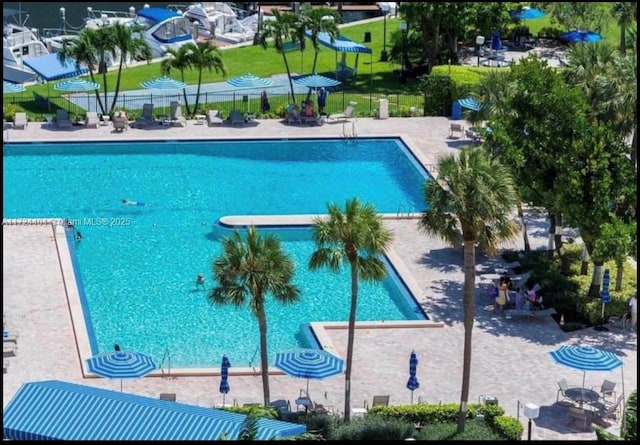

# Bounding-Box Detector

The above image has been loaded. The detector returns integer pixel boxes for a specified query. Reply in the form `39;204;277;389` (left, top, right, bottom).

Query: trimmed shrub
328;414;415;440
415;419;506;440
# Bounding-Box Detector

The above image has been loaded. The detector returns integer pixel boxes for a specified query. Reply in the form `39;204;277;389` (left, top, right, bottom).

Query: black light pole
380;6;389;61
399;21;407;83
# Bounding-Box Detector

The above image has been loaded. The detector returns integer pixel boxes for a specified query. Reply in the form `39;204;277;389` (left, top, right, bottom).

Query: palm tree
309;198;392;422
418;148;519;433
300;5;341;75
109;22;151;113
209;226;300;407
162;44;195;116
186;42;226;117
259;8;301;103
610;2;637;55
57;28;105;114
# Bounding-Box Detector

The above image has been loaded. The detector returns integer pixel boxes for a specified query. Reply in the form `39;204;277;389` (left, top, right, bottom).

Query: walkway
3;116;637;440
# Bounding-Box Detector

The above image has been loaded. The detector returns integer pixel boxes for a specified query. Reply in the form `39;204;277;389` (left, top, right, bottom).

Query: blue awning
22;54;88;82
308;32;372;54
136;7;180;23
3;380;306;440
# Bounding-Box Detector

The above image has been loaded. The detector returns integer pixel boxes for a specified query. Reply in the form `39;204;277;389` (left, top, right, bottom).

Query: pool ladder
342;120;357;140
160;347;172;379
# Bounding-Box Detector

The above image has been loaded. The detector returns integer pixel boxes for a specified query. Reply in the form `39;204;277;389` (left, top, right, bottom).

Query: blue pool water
3;138;429;367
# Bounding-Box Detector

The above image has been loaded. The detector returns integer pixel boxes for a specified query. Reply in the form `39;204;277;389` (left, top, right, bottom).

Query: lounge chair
207;109;223;126
3;333;18;344
329;101;357;122
3;344;17;358
270;399;292;416
134;103;155;128
228;109;245;126
300;100;319;125
13;112;28;129
85;111;100;128
56;109;73;129
169;101;187;127
112;112;128;132
371;395;390;408
449;123;464;138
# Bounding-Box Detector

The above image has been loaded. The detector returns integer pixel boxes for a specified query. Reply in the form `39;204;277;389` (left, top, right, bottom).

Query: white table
101;115;110;126
194;114;206;125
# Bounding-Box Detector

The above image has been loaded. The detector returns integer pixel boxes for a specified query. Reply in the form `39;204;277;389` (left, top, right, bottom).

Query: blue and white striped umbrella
140;76;187;90
54;78;100;92
3;81;26;94
86;350;156;391
458;97;481;111
226;73;273;90
293;74;341;89
549;345;622;388
406;351;420;404
274;349;344;397
219;355;231;406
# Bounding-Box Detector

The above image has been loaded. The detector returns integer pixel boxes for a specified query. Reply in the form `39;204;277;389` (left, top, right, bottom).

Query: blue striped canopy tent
307;32;372;81
274;348;344;398
3;380;306;440
549;345;624;398
22;53;88;82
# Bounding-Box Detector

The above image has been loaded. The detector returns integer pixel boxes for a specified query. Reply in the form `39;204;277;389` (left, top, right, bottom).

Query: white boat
83;5;196;59
3;8;49;83
181;2;257;44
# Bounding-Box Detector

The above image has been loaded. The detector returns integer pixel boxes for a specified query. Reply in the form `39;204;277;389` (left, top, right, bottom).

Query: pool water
3;138;429;367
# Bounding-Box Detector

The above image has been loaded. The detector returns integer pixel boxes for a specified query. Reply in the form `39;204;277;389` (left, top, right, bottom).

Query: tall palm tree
162;44;196;116
259;8;300;103
418;148;519;433
300;5;341;75
57;28;105;114
91;26;118;116
209;226;300;407
309;198;392;422
186;42;226;117
109;22;151;113
610;2;637;55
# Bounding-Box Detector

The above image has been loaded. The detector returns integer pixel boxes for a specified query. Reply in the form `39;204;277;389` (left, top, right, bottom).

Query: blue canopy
22;53;87;82
3;380;306;440
309;32;372;54
510;7;546;20
561;30;603;43
136;7;180;23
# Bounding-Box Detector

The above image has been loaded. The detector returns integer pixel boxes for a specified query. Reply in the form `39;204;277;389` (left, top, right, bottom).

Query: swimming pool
3;138;430;368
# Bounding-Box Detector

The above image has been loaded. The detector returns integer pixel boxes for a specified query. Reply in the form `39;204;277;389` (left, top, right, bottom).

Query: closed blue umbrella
226;73;273;90
406;351;420;404
220;355;231;406
510;7;546;20
293;74;341;89
3;81;26;94
549;345;622;389
561;30;603;43
595;269;611;331
274;349;344;398
140;76;187;90
86;350;156;392
54;78;100;93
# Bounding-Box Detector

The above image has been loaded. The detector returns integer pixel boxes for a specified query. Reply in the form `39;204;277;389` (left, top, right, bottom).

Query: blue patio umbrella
561;30;603;43
54;78;100;93
510;6;546;20
549;345;622;389
86;350;157;392
406;351;420;404
3;81;26;94
293;74;341;89
458;97;481;112
220;355;231;406
226;73;273;90
274;348;344;398
140;76;187;90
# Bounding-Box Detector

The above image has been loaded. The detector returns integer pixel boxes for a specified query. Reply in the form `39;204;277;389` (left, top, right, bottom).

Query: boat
82;5;196;60
180;2;257;44
3;7;49;83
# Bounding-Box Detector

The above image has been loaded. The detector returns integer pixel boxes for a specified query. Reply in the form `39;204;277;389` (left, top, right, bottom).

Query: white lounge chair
85;111;100;128
207;109;223;126
329;101;357;122
170;101;187;127
56;109;73;129
13;112;28;129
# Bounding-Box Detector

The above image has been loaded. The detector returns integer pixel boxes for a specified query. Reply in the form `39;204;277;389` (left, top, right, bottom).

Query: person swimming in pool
122;198;145;206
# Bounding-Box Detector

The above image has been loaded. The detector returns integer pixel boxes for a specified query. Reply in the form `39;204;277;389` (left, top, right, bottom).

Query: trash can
377;98;389;119
364;30;371;43
484;396;498;406
451;100;462;119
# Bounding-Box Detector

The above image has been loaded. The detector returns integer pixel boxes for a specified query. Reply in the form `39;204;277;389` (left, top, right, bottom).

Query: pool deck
3;116;637;440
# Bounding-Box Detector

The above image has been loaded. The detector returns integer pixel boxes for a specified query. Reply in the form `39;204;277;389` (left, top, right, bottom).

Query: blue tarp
3;380;306;440
22;53;88;82
309;32;372;54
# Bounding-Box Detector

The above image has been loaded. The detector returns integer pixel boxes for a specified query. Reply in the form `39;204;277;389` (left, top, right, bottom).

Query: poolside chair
371;395;390;408
449;123;464;138
329;101;357;122
228;109;245;126
3;344;17;358
557;379;580;404
56;109;73;129
170;101;187;127
592;379;617;403
270;399;292;416
85;111;100;128
207;109;223;126
13;112;28;129
300;100;319;125
134;103;155;128
592;394;623;421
